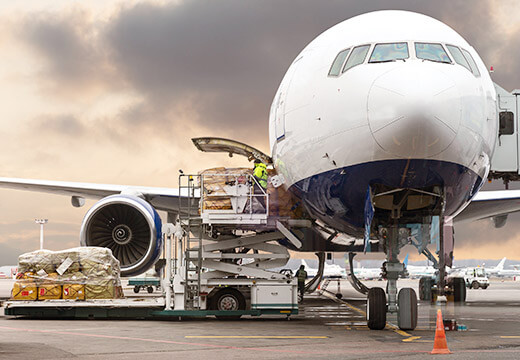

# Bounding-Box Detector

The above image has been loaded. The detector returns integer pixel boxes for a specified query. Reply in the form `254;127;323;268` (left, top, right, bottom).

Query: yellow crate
11;281;37;300
38;284;62;300
62;284;85;300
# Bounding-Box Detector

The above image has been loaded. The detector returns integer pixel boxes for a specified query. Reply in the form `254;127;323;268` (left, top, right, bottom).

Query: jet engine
80;195;162;277
492;214;508;228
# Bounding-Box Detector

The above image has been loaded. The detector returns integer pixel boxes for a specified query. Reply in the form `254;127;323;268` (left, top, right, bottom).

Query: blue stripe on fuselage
290;159;482;235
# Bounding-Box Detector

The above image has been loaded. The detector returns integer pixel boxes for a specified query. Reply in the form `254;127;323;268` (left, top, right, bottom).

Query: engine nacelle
80;195;162;277
492;214;508;228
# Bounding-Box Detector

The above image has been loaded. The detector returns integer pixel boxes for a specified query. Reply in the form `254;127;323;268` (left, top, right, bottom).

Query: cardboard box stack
11;247;123;301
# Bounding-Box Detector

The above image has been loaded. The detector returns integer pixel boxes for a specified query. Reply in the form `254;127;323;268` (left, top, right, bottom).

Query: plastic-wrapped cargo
199;167;304;217
11;247;123;301
18;250;56;274
200;167;252;210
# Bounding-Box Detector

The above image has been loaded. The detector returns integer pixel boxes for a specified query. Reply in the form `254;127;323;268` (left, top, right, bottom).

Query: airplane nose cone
367;64;461;158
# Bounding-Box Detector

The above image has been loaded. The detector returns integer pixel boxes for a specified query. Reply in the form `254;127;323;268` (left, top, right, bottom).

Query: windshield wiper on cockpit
370;59;396;63
421;58;450;64
369;58;407;64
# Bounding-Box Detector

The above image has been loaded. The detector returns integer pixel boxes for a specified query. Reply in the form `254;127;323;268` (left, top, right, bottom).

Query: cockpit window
461;49;481;77
342;45;370;72
369;43;409;63
446;45;472;72
415;43;451;63
328;48;350;76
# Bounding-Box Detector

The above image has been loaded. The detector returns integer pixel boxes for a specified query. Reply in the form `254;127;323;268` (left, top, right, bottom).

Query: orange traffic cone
431;309;451;354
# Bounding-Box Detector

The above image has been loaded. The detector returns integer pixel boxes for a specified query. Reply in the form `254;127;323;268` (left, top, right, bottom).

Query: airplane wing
0;177;197;212
454;190;520;223
0;138;263;213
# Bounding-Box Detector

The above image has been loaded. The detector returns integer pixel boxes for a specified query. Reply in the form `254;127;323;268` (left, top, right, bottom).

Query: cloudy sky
1;0;520;264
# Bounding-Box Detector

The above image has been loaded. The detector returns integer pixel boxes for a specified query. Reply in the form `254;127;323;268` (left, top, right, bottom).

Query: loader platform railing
197;172;269;225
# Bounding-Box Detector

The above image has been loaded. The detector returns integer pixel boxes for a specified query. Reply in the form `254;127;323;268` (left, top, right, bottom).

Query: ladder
178;174;203;310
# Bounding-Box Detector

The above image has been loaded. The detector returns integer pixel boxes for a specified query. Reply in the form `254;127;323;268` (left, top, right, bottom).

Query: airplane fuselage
269;11;497;236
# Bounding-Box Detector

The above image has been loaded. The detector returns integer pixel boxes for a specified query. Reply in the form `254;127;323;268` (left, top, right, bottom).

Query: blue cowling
80;194;163;277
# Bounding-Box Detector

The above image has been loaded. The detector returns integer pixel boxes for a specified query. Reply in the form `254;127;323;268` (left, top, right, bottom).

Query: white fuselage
268;10;497;235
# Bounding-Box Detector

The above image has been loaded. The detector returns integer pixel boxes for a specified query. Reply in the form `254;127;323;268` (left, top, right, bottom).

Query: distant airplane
403;254;437;279
484;257;507;276
352;265;382;280
301;259;346;279
347;257;383;280
479;257;520;278
0;265;18;279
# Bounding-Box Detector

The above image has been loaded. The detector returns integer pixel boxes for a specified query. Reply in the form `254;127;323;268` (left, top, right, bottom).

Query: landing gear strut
366;224;418;330
365;186;445;331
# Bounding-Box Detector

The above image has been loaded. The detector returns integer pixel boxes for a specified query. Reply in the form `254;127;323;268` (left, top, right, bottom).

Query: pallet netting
12;247;124;301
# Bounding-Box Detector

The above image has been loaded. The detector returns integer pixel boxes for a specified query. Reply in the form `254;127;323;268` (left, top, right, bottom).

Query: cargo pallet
3;299;297;319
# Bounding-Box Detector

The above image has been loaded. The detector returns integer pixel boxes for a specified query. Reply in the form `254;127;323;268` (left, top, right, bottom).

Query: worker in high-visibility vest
295;265;307;300
253;159;268;210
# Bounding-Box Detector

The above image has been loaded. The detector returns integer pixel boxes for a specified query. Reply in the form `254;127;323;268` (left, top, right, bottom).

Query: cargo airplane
2;10;520;330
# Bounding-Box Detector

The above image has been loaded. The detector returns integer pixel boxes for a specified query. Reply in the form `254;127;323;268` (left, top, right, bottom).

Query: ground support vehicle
128;277;161;294
4;172;299;319
462;267;489;289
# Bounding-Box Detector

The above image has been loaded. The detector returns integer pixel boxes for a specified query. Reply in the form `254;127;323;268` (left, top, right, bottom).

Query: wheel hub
219;295;238;311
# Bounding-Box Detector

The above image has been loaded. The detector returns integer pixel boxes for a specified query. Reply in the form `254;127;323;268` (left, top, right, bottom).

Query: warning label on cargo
56;257;73;275
36;269;47;277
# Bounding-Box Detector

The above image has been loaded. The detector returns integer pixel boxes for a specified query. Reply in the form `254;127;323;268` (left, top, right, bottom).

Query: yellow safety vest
296;269;307;282
253;163;268;189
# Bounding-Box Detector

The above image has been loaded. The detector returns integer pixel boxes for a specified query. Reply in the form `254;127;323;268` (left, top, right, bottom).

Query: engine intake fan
80;195;162;277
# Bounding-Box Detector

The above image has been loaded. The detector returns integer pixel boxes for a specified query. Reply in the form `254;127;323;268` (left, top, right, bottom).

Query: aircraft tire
397;288;418;330
452;277;466;302
367;287;386;330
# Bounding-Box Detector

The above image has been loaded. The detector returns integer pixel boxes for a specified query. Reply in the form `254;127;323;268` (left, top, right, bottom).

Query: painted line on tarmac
500;336;520;339
0;325;323;355
402;336;422;342
185;336;329;339
321;291;422;342
0;325;432;356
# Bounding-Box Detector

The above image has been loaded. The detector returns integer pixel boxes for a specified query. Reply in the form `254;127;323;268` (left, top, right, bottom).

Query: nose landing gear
366;225;418;330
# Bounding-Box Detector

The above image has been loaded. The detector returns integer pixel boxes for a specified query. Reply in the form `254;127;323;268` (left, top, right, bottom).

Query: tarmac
1;278;520;359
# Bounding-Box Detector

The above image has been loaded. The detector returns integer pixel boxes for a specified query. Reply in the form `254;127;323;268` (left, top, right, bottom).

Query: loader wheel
212;288;246;320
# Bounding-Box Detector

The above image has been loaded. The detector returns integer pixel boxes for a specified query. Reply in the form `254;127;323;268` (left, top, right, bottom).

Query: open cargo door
192;137;272;164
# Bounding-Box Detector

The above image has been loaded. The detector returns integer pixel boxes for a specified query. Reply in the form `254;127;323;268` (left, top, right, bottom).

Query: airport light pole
35;219;48;250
